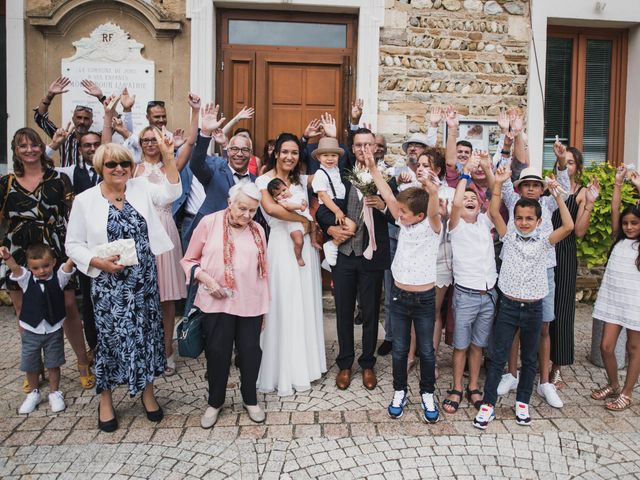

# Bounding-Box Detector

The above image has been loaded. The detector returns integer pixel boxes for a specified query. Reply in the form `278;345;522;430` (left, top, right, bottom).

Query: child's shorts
21;328;65;372
315;200;346;234
452;285;496;350
542;267;556;322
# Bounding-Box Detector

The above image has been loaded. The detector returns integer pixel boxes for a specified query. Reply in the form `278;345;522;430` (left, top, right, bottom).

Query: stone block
385;9;409;29
378;114;407;136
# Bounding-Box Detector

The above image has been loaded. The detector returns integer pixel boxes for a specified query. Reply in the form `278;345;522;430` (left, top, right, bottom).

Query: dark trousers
333;252;384;370
201;312;262;408
483;296;543;406
389;286;436;393
78;272;97;351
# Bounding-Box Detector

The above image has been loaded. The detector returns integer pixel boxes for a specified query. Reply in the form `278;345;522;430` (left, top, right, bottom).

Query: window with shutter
543;27;627;169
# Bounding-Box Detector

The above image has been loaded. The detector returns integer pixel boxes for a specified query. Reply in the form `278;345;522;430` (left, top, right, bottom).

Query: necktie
89;167;98;185
36;279;55;324
234;172;249;182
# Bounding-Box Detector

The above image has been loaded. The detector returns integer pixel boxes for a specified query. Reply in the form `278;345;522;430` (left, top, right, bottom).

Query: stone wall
378;0;530;160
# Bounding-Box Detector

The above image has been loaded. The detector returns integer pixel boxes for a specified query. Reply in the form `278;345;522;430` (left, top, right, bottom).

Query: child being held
267;177;318;266
1;243;75;415
310;137;357;266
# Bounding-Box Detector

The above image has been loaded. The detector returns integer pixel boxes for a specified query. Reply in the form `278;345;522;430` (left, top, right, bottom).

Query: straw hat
401;133;430;153
512;167;547;189
311;137;344;160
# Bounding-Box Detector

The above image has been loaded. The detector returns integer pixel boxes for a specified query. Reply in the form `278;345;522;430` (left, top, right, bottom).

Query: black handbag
176;265;204;358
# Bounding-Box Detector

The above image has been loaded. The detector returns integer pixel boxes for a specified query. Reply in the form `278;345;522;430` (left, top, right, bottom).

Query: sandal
22;362;46;393
591;384;621;401
605;393;632;411
165;355;177;377
442;389;463;414
551;369;566;390
466;387;484;410
77;362;96;389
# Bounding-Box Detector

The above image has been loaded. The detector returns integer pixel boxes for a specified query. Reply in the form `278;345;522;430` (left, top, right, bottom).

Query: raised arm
34;76;70;137
420;171;442;234
489;166;511;238
175;93;202;171
548;180;575;245
509;108;529;166
0;247;24;278
191;103;226;186
611;166;626;238
363;145;399;219
101;95;120;144
574;177;600;239
449;155;479;230
221;106;254;137
445;106;459;170
426;106;443;146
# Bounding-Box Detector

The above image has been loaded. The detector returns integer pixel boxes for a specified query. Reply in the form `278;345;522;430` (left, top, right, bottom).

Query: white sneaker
323;241;339;266
243;403;266;423
473;404;495;430
48;391;66;413
201;406;221;429
537;382;564;408
515;401;531;426
497;373;519;395
19;389;41;414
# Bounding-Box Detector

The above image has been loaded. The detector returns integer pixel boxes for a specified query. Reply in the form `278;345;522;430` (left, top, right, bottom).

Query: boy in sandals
473;166;574;429
442;153;497;414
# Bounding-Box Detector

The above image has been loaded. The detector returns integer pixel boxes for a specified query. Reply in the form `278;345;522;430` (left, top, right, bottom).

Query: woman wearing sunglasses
65;135;181;432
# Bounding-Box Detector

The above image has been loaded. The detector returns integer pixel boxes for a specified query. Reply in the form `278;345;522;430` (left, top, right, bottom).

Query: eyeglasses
228;146;252;155
103;160;133;169
74;105;93;113
147;100;165;108
407;143;424;149
81;142;101;148
17;143;42;151
141;138;158;145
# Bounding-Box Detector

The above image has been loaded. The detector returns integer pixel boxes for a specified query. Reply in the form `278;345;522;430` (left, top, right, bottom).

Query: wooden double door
217;10;356;157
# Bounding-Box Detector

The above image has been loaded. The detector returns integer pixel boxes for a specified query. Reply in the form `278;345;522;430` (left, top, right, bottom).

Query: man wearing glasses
184;104;257;243
123;100;171;164
34;77;103;167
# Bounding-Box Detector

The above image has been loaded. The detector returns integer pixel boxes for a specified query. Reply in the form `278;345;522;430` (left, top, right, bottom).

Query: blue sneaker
421;392;439;423
387;390;408;419
473;404;495;430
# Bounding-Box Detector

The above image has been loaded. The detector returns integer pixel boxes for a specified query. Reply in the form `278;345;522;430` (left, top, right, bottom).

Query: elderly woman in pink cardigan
181;181;270;429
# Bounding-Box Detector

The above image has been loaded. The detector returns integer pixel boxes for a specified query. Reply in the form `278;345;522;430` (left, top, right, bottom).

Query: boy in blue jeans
473;166;573;429
364;146;442;423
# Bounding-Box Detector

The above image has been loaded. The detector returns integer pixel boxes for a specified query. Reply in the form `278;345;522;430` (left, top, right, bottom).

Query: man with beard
34;76;105;167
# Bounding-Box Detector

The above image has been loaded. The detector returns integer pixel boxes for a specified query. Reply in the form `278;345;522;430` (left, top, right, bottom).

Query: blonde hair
93;143;134;176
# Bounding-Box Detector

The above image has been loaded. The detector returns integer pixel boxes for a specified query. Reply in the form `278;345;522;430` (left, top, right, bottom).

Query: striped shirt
33;108;82;167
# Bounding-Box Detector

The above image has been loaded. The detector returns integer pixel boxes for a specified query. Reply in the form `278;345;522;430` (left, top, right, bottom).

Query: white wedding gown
255;174;327;396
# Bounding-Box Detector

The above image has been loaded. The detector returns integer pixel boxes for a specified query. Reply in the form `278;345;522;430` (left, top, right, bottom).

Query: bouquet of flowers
346;163;391;197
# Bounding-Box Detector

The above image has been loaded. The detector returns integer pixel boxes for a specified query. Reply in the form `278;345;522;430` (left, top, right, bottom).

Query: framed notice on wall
445;119;502;155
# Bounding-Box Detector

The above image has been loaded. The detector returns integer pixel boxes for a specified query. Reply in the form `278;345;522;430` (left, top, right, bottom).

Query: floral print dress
91;201;166;395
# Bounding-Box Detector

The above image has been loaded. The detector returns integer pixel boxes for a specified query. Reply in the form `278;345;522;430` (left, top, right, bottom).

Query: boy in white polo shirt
442;153;498;414
473;166;574;429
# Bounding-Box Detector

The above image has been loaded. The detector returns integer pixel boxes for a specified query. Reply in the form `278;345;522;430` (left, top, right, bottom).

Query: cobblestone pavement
1;302;639;479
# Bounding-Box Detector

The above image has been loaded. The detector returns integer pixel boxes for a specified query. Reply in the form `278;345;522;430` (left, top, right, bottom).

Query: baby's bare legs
291;231;305;266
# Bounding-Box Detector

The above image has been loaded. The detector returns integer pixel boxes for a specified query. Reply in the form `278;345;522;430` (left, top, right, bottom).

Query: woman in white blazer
65;137;181;433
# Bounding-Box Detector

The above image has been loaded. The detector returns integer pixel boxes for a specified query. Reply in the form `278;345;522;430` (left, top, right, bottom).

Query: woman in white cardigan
65;136;181;432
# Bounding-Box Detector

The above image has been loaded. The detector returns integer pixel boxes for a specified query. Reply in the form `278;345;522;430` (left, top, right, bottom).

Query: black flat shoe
141;397;164;422
98;405;118;433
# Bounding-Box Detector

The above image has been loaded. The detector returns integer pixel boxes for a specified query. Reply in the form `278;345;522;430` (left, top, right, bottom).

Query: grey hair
228;134;253;151
229;180;262;203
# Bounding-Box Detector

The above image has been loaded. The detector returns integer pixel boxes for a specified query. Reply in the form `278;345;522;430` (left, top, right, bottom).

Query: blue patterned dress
92;202;166;395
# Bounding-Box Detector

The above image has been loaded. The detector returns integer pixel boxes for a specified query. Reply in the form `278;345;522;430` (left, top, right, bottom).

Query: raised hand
615;165;627;184
478;150;492;171
111;117;130;138
586;176;601;203
629;170;640;191
120;87;136;111
320;112;337;138
362;144;376;170
510;108;524;135
51;127;69;149
188;93;201;110
466;151;481;173
211;128;227;146
235;105;254;120
498;109;510;134
494;164;512;184
553;135;566;161
0;246;11;261
103;94;120;114
81;79;104;99
351;98;364;124
397;172;413;184
547;177;563;198
48;76;70;96
155;126;175;161
429;106;443;127
201;103;226;135
303;119;322;139
173;128;186;149
445;106;459;129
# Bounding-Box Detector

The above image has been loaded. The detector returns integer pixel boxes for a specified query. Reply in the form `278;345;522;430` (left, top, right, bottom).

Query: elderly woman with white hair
181;181;270;429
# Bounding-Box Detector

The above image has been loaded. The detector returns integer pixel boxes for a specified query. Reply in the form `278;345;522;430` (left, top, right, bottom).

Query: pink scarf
222;208;268;289
362;203;377;260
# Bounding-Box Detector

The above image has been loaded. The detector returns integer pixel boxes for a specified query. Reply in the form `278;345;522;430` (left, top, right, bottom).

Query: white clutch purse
93;239;139;266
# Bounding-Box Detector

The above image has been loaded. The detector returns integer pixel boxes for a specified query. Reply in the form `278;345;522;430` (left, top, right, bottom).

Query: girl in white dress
591;166;640;411
255;133;326;396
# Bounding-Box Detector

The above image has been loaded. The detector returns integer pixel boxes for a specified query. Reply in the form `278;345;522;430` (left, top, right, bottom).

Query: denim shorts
542;267;555;322
452;285;496;349
20;328;65;372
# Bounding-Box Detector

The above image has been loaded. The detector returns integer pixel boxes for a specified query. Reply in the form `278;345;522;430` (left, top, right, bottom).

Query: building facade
4;0;640;171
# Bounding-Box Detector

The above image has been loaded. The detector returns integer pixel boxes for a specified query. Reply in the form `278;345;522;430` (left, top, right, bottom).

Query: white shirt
500;168;570;268
55;163;99;186
184;176;206;216
391;218;440;286
11;266;75;334
311;166;345;201
449;213;497;290
498;231;553;300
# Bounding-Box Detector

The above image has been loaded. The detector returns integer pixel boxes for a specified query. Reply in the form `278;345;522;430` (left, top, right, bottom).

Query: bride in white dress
255;133;326;396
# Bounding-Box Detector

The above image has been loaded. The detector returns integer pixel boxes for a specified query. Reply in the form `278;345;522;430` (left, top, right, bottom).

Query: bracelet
99;95;106;103
500;150;511;155
460;173;472;182
300;136;308;143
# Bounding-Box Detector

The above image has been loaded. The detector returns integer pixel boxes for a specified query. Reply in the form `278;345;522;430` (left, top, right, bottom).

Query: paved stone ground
1;301;639;479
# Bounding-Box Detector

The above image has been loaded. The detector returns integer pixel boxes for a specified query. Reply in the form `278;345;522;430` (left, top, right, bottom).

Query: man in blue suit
185;105;257;242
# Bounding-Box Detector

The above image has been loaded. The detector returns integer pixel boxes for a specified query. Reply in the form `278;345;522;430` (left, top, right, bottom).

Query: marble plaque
61;23;155;133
